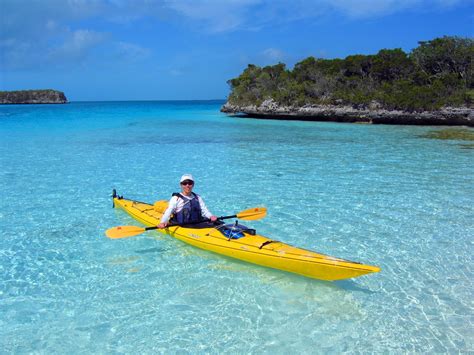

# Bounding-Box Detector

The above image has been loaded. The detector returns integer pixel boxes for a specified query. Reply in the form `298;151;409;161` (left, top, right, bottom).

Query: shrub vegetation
227;36;473;112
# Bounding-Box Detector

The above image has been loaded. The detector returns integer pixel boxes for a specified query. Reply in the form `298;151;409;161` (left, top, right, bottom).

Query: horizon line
67;98;227;103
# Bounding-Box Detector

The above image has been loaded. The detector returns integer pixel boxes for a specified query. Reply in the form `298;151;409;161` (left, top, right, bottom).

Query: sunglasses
181;180;194;186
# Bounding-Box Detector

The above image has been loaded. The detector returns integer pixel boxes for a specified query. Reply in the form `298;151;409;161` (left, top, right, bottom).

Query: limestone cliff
0;90;68;104
221;99;474;126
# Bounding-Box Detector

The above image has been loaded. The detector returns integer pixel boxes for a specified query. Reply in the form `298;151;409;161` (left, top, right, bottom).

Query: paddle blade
105;225;146;239
154;200;169;213
236;207;267;221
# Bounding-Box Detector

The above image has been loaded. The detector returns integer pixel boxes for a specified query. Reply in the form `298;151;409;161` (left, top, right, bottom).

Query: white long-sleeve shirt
160;193;213;224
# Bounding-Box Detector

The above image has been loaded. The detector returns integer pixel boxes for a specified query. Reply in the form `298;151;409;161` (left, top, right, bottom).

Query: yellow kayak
111;193;380;281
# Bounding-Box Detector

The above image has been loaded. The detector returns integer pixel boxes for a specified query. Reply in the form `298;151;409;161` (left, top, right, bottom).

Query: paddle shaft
218;214;239;220
106;206;266;239
152;214;237;230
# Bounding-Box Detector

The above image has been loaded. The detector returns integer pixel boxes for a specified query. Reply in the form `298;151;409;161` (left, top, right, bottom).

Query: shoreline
221;100;474;127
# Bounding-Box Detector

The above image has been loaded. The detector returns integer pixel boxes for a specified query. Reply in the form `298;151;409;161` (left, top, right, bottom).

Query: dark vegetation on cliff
0;89;67;104
226;36;473;112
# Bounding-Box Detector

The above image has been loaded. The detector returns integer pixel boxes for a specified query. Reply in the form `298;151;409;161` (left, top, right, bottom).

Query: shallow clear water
1;101;473;353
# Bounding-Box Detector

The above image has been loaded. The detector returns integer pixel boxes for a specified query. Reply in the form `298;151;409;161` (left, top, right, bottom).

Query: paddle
105;207;267;239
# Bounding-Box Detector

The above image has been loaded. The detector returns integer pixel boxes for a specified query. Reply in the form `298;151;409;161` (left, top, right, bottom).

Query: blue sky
1;0;473;101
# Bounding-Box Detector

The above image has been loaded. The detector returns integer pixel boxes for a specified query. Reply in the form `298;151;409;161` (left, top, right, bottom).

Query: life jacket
171;192;202;224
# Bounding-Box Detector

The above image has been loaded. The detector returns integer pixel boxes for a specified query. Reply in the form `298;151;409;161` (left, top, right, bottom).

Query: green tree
411;36;474;87
371;48;413;81
226;36;473;111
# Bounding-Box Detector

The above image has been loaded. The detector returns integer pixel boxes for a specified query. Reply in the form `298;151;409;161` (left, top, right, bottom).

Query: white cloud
116;41;151;61
320;0;466;18
0;39;37;70
164;0;260;33
262;48;285;62
46;20;58;31
49;30;107;61
328;0;415;18
0;0;470;70
1;0;469;41
162;0;470;31
170;69;184;76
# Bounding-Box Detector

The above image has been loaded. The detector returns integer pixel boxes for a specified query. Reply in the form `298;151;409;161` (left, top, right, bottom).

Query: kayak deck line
111;193;381;281
129;202;362;266
125;198;380;270
126;200;336;260
168;228;375;272
133;202;368;268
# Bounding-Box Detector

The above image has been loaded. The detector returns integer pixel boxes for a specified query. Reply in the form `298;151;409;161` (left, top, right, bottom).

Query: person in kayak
158;174;217;228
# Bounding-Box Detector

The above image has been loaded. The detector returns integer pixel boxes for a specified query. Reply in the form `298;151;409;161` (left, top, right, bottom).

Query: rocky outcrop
221;99;474;126
0;90;68;104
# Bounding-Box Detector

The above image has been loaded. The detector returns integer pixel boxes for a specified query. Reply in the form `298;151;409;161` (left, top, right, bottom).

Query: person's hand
158;222;168;229
210;215;218;222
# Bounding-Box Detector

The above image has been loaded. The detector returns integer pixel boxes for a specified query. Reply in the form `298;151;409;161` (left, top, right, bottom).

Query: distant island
222;36;473;126
0;90;68;104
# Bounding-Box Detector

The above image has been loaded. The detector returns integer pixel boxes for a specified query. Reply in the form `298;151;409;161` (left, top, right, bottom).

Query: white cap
180;174;194;183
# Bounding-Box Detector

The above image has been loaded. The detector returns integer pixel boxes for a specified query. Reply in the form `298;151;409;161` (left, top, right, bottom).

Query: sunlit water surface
1;101;472;352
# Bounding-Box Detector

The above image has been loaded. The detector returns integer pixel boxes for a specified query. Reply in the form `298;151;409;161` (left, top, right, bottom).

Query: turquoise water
1;101;472;353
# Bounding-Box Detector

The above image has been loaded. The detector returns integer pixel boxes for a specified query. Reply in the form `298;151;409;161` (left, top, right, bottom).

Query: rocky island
222;36;473;126
0;90;68;104
221;100;473;126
